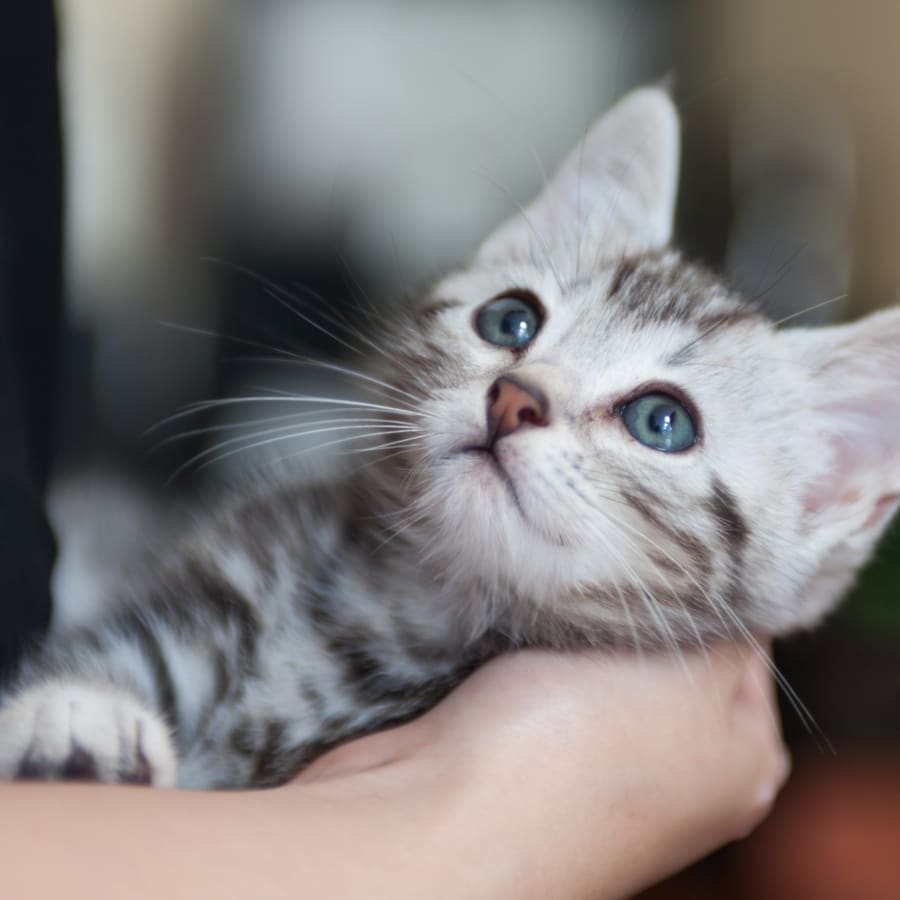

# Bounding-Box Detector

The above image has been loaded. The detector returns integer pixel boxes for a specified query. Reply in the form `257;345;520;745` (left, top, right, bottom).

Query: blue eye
475;293;542;348
620;392;697;453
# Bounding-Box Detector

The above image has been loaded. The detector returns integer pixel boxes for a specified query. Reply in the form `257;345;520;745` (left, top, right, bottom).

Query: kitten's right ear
477;87;680;264
782;307;900;610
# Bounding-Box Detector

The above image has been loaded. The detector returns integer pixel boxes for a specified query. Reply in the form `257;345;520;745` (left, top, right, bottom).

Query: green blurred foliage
840;516;900;637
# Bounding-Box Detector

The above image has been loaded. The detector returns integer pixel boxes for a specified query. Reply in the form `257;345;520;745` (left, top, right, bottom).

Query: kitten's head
381;88;900;647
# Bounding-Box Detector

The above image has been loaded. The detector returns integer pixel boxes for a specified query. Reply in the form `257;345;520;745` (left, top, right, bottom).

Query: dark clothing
0;3;63;675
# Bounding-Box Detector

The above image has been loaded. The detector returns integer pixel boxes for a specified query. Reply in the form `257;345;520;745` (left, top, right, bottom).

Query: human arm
0;642;786;900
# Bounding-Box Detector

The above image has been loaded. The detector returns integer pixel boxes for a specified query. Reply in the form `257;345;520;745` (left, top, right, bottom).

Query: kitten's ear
785;308;900;582
477;86;680;263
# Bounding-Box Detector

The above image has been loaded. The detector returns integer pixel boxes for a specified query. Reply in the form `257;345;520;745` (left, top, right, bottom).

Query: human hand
299;642;788;900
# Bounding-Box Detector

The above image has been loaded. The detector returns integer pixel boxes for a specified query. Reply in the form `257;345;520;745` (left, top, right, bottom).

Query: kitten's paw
0;682;176;787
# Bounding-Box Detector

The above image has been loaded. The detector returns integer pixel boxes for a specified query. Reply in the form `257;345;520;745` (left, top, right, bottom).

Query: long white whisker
475;169;564;293
261;287;366;358
229;354;424;406
201;257;384;358
771;293;848;327
157;414;417;448
335;254;384;321
536;475;685;659
265;433;427;473
244;388;431;419
148;394;424;437
157;316;424;409
372;504;436;553
580;469;829;747
198;422;417;462
167;423;419;484
714;603;834;753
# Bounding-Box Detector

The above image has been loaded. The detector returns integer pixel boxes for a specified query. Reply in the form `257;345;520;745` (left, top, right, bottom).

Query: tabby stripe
211;648;230;706
127;614;178;730
252;720;287;783
607;256;638;298
299;681;327;719
183;560;261;676
708;478;749;556
621;487;712;579
228;719;257;757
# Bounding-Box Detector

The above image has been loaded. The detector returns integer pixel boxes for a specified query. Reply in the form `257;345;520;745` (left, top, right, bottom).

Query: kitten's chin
417;449;588;601
453;447;572;547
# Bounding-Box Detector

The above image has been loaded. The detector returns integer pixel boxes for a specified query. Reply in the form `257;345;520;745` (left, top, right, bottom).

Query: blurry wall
53;1;900;451
58;0;222;455
685;0;900;315
221;1;668;278
57;0;673;462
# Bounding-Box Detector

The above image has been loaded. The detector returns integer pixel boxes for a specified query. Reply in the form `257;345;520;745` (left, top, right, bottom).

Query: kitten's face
381;89;900;648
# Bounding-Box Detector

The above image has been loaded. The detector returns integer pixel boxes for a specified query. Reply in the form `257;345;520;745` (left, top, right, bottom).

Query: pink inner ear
863;494;900;530
861;492;900;533
804;394;900;525
791;307;900;535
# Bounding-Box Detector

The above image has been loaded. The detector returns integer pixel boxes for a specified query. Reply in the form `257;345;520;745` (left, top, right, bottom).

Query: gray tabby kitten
2;88;899;788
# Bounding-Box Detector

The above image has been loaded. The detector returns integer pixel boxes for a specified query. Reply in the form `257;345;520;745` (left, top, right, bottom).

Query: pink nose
486;376;549;443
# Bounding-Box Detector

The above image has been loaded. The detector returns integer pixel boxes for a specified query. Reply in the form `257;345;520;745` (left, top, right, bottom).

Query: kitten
1;87;899;788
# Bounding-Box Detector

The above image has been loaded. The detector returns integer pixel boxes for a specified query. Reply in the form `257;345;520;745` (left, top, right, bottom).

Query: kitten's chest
177;563;478;788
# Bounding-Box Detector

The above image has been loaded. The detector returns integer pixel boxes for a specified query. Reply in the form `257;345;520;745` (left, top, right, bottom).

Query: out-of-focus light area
50;3;900;897
56;0;670;459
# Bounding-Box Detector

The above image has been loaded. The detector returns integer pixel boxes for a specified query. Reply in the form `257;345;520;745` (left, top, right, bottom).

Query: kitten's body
26;478;481;787
2;88;899;788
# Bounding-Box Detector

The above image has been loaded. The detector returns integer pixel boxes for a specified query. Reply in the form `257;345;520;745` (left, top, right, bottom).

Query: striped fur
2;87;899;788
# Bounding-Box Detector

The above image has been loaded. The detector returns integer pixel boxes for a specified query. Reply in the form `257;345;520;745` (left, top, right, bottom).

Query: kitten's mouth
459;445;569;546
461;446;523;509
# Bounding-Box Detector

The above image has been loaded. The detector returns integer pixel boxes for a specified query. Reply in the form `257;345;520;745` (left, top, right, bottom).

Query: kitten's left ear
785;307;900;582
477;86;680;263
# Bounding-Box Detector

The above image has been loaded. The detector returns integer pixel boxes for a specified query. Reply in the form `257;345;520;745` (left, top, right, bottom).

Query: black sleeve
0;3;64;677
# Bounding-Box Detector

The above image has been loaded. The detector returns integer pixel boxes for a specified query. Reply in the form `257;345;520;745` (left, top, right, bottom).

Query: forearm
0;646;785;900
0;751;649;900
0;761;545;900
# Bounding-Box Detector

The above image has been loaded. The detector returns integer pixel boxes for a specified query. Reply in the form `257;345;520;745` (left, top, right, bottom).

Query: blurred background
25;1;900;895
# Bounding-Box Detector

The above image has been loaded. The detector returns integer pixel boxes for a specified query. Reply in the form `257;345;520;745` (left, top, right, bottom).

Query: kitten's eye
620;392;697;453
475;294;542;348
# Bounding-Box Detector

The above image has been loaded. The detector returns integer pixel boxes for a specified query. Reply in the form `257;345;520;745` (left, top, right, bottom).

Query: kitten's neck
336;463;500;648
340;460;648;652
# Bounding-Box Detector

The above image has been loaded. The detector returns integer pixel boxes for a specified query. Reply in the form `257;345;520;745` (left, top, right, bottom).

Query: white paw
0;682;177;787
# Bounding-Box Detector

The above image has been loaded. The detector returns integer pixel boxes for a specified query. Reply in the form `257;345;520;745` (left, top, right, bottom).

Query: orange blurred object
641;751;900;900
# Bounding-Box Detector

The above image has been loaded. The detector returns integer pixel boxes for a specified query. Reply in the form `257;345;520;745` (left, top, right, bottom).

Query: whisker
264;433;427;472
579;467;830;747
148;393;423;436
158;415;417;450
336;254;384;320
247;386;438;422
280;272;395;363
714;604;834;754
771;293;848;328
201;257;383;359
224;353;424;406
162;409;361;441
155;319;427;413
475;169;564;293
167;423;420;484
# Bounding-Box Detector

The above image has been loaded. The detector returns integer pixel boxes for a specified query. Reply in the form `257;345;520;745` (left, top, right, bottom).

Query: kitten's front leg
0;680;176;786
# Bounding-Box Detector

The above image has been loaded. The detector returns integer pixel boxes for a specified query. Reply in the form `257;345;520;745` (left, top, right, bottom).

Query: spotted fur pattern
2;88;899;788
